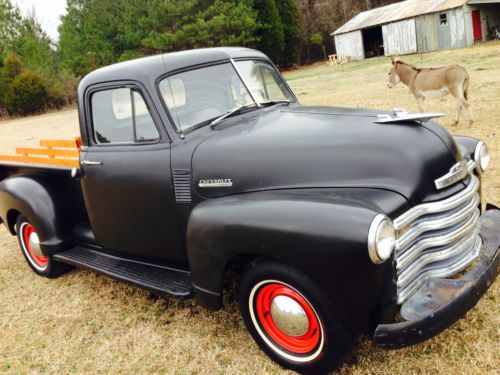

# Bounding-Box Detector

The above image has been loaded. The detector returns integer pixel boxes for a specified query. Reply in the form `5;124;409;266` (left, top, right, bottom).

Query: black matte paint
0;172;84;254
0;48;497;342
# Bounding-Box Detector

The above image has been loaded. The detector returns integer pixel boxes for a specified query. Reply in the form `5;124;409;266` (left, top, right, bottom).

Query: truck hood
192;106;464;206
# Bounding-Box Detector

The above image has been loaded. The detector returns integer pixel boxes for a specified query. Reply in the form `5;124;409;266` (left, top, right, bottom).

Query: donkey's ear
391;56;400;64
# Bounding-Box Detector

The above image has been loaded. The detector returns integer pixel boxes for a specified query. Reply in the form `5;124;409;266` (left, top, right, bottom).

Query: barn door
472;10;482;41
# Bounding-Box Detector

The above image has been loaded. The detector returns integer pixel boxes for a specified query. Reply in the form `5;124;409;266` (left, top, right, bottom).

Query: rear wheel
16;215;71;278
238;260;351;374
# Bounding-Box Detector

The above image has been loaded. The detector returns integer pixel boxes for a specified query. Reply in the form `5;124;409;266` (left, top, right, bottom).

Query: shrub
45;70;78;109
3;53;22;80
7;70;48;115
310;33;323;45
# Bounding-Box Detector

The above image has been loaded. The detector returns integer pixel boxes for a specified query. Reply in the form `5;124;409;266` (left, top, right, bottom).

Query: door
81;84;184;263
472;10;482;41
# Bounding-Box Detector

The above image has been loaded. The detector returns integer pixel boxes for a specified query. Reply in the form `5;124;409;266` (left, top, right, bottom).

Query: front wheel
16;215;71;278
238;260;351;374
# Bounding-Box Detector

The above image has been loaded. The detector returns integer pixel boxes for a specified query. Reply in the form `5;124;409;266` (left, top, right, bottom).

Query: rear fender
0;174;76;254
187;190;405;332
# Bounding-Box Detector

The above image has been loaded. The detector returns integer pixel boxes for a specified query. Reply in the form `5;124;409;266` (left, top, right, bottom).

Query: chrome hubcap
28;232;44;258
270;295;309;337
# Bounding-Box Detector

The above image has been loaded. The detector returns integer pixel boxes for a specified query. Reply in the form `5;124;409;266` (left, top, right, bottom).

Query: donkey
387;57;472;126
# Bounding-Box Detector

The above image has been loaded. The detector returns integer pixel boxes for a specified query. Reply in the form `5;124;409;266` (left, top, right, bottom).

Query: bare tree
297;0;399;62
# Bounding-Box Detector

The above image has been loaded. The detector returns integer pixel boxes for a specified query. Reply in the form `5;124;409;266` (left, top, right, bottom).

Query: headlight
474;141;490;174
368;214;396;264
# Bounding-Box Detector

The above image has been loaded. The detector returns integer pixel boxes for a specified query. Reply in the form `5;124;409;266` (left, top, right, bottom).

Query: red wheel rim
255;283;321;354
22;223;48;268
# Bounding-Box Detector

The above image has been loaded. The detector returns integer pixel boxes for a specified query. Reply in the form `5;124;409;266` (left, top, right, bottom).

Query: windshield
159;60;294;132
234;60;293;103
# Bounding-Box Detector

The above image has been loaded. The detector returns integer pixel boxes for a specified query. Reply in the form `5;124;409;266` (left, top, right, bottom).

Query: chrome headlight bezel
368;214;396;264
474;141;490;174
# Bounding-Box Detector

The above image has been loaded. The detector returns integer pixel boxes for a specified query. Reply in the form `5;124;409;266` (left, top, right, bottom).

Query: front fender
187;189;407;332
454;135;480;161
0;174;76;254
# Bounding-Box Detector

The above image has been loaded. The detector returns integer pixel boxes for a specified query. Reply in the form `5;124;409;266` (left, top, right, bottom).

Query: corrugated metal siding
416;14;439;52
334;31;365;60
333;0;467;35
416;8;467;52
464;5;475;46
383;19;418;56
447;7;466;49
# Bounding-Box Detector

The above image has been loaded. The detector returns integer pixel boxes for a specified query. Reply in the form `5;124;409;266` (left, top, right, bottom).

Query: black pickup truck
0;48;498;374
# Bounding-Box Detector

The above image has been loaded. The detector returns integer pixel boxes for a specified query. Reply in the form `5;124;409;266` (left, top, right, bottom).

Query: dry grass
1;42;499;374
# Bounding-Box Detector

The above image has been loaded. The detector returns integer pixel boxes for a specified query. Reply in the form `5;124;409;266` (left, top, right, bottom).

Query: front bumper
374;207;500;349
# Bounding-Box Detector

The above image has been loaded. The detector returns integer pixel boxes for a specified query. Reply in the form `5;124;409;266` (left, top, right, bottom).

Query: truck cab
0;47;498;374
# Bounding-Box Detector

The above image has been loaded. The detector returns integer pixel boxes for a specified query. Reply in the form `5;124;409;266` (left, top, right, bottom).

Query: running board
54;247;192;298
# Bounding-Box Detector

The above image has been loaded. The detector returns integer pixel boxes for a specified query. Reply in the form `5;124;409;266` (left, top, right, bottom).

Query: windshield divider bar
230;58;261;108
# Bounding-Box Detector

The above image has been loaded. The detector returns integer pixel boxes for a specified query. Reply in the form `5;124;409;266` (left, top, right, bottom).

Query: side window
91;87;160;144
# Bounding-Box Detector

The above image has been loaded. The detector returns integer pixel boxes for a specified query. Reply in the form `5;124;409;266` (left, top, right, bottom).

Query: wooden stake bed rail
0;138;81;167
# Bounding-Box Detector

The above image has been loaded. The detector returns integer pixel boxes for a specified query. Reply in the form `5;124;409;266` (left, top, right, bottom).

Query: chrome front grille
394;162;482;304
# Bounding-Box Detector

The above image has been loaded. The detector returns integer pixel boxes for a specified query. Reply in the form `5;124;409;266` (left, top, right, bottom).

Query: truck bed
0;139;87;230
0;138;81;168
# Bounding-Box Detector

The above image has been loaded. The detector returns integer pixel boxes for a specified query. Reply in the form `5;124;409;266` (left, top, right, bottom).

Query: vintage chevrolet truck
0;48;498;374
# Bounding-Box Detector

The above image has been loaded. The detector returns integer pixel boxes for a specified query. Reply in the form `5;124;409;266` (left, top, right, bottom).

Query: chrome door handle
81;160;103;166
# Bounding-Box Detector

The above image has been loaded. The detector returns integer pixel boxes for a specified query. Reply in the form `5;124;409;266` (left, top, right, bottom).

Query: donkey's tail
463;74;470;101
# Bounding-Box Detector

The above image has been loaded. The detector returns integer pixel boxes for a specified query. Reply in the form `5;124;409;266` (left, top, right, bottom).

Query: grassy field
0;42;499;374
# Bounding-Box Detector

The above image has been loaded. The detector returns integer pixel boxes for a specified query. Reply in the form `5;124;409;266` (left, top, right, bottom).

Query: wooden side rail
40;139;82;148
0;137;81;167
16;147;80;158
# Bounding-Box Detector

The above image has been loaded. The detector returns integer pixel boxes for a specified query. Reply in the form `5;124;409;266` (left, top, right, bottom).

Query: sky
12;0;67;41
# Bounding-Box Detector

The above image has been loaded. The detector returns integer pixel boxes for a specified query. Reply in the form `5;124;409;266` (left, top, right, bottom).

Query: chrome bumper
374;207;500;348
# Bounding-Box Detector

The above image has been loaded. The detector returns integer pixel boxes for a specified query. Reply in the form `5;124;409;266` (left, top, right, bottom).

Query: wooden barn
331;0;500;60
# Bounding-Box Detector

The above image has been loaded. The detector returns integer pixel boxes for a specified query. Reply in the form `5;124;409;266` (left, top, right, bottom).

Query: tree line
0;0;398;117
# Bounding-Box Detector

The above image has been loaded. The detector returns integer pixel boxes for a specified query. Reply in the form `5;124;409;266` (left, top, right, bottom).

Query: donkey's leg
464;100;473;126
416;96;425;113
456;98;473;126
450;86;467;126
454;98;462;126
462;76;473;125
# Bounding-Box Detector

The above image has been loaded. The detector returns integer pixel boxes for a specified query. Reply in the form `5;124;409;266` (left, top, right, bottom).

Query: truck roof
79;47;268;91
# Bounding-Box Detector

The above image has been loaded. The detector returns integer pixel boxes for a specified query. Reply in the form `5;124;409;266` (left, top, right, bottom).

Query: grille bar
396;226;480;288
394;161;481;304
397;236;482;304
396;193;480;251
396;208;480;270
394;166;478;230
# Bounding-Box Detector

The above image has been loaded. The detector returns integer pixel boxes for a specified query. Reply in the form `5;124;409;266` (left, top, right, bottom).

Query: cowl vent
173;169;192;203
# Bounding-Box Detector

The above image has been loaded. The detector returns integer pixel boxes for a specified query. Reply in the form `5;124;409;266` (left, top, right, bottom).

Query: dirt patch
0;108;79;154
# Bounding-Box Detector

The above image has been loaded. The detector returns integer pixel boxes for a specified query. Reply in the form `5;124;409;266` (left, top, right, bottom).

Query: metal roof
332;0;468;35
467;0;500;3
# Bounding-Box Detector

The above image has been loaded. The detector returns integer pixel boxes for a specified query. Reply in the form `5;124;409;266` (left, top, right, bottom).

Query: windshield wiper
259;99;291;107
210;103;258;127
209;100;290;128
